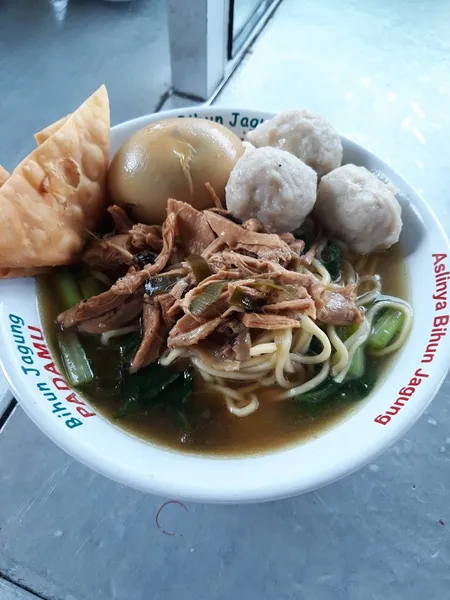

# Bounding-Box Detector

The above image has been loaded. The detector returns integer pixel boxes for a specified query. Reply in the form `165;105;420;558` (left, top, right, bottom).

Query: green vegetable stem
367;309;404;351
57;331;94;387
80;276;105;300
53;269;83;310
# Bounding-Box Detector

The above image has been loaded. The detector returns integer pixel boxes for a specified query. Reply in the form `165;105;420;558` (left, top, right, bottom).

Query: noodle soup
3;89;447;500
38;238;410;456
26;103;412;458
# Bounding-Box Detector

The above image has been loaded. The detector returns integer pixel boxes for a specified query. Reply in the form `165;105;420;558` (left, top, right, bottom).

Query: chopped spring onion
252;279;288;293
54;269;82;310
229;287;265;311
57;331;93;387
254;280;297;301
144;273;182;297
367;309;404;351
229;280;296;311
186;255;212;283
189;282;226;316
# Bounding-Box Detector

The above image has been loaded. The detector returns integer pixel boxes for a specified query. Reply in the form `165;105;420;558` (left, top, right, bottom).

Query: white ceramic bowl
1;107;450;503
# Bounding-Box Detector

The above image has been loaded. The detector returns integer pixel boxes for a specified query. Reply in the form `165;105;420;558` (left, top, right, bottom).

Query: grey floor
2;0;450;599
0;0;170;172
232;0;271;43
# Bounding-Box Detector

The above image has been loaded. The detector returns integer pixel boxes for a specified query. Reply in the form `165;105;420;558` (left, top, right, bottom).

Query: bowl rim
2;105;450;503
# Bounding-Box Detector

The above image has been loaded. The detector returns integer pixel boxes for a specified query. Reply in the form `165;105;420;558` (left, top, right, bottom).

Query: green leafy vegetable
297;378;341;404
153;369;194;431
321;242;341;280
114;361;182;418
293;229;314;252
136;249;158;268
119;332;141;366
367;309;404;351
114;355;194;430
153;369;194;418
87;345;124;398
307;336;323;357
296;368;377;415
155;369;193;406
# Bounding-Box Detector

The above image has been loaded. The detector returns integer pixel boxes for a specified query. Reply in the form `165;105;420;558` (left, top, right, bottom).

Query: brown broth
37;243;410;456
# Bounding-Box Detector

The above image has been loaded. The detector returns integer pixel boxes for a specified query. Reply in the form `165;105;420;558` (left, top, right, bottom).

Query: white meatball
247;109;342;175
226;146;317;233
315;164;402;254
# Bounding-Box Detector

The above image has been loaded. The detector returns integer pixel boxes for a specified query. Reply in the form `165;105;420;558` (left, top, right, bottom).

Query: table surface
2;0;450;599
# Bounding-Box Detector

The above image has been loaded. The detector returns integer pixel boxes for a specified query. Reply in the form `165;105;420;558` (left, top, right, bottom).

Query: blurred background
2;1;450;599
0;0;281;170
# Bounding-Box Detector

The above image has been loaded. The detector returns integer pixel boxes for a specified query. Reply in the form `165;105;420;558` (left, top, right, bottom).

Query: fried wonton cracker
0;165;9;187
0;85;110;270
34;115;70;146
0;266;49;279
0;167;49;277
